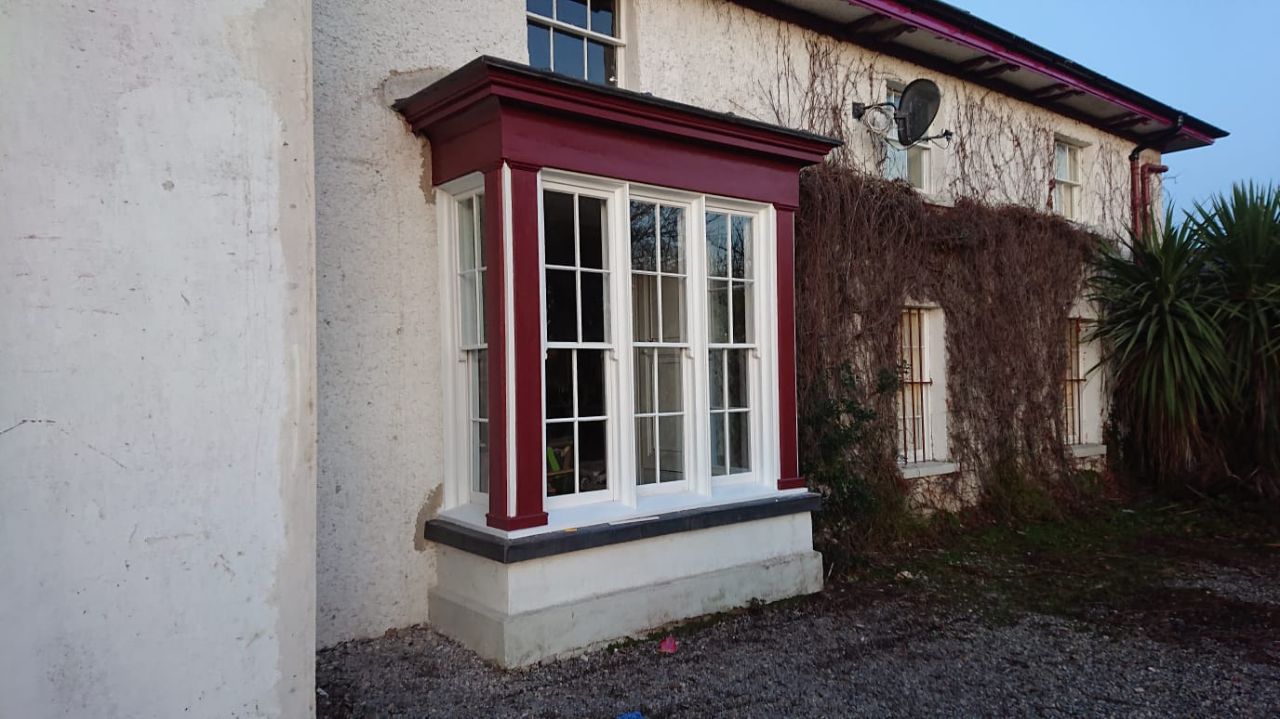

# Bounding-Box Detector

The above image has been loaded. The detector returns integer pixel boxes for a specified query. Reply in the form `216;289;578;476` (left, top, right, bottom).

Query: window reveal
707;212;754;476
897;308;931;463
631;200;688;486
457;194;490;494
1054;140;1081;219
544;190;611;498
1063;318;1085;445
884;87;929;191
527;0;621;86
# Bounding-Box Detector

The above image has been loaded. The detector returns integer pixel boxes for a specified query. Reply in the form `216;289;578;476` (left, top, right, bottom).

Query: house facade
3;0;1223;714
314;0;1222;663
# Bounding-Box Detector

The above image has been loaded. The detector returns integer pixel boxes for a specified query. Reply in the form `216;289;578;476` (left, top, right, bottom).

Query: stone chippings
317;574;1280;718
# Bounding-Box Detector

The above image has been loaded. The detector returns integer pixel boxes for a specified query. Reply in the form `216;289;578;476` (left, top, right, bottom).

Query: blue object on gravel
617;713;644;719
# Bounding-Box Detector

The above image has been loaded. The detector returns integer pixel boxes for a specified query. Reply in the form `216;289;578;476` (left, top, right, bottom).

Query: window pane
884;141;907;181
630;200;656;272
707;278;730;344
545;269;577;341
546;422;575;496
577;349;606;417
458;198;476;271
475;349;489;419
543;191;576;266
527;22;552;71
730;215;751;279
590;0;615;34
478;270;487;343
527;0;553;16
635;417;656;485
660;275;685;343
552;30;585;79
660;205;684;274
631;273;658;342
657;347;682;413
579;196;606;269
658;415;683;482
706;212;728;277
578;420;607;492
729;411;750;473
710;413;727;476
459;271;478;346
708;349;725;410
477;421;489;493
907;146;925;189
586;41;609;85
475;193;486;269
580;271;606;342
1055;143;1069;180
634;347;655;413
730;281;750;343
545;349;574;419
557;0;588;28
727;349;748;409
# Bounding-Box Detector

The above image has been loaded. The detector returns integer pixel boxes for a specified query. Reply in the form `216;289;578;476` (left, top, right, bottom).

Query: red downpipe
1130;113;1183;242
1129;153;1142;238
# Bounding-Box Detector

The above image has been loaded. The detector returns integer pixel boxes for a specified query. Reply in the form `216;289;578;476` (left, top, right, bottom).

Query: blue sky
951;0;1278;212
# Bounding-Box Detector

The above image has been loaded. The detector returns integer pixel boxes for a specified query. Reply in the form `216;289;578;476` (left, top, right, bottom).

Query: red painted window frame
396;57;838;530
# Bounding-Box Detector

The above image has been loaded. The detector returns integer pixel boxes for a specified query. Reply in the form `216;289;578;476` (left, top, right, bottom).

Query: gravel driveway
318;508;1280;718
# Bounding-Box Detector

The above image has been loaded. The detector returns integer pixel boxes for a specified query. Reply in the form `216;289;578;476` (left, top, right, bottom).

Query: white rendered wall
0;1;316;717
313;0;526;646
312;0;1146;647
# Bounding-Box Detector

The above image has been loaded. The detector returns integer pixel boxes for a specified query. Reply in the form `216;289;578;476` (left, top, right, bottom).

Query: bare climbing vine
705;10;1114;545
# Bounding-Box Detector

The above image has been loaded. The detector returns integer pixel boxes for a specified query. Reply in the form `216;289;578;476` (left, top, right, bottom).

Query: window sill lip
898;460;959;480
425;490;821;564
1069;442;1107;458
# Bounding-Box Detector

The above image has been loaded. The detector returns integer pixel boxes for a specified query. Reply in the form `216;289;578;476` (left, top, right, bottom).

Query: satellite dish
895;79;941;145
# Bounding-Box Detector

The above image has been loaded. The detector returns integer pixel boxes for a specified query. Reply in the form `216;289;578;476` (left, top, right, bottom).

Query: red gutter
846;0;1217;147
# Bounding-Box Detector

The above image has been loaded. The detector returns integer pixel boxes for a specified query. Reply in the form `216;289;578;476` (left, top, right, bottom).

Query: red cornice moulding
394;58;840;169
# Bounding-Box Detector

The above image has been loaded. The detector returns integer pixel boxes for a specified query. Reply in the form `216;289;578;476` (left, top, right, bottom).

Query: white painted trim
436;174;488;513
502;163;517;518
1070;443;1107;459
899;460;960;480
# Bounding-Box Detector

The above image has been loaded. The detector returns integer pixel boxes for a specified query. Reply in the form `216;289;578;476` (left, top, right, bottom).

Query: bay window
399;57;835;532
530;174;772;511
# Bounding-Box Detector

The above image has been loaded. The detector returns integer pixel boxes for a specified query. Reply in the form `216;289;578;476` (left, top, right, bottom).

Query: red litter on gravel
658;635;678;654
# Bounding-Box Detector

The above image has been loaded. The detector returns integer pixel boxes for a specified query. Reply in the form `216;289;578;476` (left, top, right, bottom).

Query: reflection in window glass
707;210;754;476
631;199;688;486
528;0;621;86
557;0;588;28
527;23;552;71
457;194;489;495
552;31;585;80
590;0;615;34
544;190;612;498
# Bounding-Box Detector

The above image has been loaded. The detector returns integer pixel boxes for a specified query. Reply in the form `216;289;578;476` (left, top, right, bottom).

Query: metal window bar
898;308;932;463
1063;318;1085;445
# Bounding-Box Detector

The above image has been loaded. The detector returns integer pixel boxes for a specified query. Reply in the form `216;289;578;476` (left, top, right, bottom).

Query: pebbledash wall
1;1;315;716
315;0;1129;646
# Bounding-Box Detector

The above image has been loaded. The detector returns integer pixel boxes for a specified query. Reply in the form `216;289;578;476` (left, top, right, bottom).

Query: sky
949;0;1279;213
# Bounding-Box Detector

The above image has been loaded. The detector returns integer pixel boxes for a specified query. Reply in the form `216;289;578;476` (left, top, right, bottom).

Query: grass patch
833;498;1280;659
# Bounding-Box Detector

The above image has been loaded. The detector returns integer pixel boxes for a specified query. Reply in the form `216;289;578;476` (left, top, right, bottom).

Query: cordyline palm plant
1091;183;1280;497
1190;183;1280;494
1088;210;1230;484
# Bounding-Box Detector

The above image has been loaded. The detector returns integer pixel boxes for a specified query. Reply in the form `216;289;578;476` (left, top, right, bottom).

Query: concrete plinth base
427;512;823;667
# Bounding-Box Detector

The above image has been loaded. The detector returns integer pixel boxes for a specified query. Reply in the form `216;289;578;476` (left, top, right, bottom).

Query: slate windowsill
424;491;823;564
